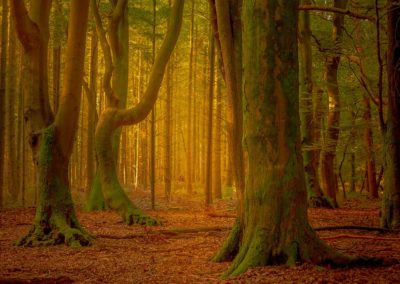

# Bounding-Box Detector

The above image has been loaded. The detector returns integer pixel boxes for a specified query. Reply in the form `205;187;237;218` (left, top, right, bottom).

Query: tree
320;0;348;208
17;0;91;247
11;0;54;173
93;0;184;224
382;0;400;229
0;0;8;208
221;0;374;277
299;0;331;208
209;0;245;262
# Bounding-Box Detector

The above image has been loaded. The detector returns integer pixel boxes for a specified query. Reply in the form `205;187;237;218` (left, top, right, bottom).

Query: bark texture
382;0;400;229
17;0;91;247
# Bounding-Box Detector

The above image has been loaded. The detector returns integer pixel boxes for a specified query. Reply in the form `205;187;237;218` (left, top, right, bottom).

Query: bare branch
298;5;375;22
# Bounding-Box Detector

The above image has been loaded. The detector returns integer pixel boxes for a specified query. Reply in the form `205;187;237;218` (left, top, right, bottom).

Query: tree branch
298;5;375;22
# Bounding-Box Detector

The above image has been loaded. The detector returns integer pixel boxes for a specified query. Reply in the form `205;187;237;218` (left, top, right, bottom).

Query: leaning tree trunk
223;0;375;277
299;0;331;208
320;0;348;208
209;0;245;263
94;0;184;225
17;0;91;247
382;0;400;229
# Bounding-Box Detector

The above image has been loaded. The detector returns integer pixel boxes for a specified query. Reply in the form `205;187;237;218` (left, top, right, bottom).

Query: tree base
122;206;159;226
211;218;241;262
17;219;92;248
308;196;334;209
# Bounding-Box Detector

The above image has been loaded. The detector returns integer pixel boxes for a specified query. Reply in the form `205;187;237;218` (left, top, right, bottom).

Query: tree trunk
0;0;8;208
150;0;157;210
17;0;91;247
320;0;348;208
223;0;367;277
213;72;222;200
210;0;245;263
186;0;195;195
10;0;54;180
94;0;184;224
382;0;400;229
205;30;215;207
299;0;331;208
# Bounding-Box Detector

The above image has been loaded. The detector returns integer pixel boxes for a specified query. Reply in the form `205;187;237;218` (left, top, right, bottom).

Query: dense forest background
1;0;400;282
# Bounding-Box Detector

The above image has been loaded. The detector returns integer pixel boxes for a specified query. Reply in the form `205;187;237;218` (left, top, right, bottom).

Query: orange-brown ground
1;190;400;283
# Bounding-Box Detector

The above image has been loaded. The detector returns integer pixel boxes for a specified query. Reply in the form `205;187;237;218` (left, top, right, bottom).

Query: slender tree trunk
213;72;222;200
382;0;400;229
150;0;157;210
299;0;330;208
94;0;184;224
210;0;245;262
186;0;195;195
205;30;215;207
17;0;91;247
320;0;348;208
0;0;8;208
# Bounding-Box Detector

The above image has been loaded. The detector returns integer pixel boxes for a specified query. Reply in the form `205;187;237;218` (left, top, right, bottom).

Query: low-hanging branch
298;5;375;22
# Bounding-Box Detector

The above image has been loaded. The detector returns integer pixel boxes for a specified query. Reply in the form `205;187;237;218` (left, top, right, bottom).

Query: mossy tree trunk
87;0;129;211
223;0;366;277
320;0;348;208
299;0;331;208
382;0;400;229
209;0;245;263
93;0;184;224
10;0;54;171
17;0;91;247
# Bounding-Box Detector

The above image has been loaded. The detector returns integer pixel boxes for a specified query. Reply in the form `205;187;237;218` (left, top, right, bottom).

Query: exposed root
211;218;242;262
17;221;92;248
124;207;160;226
308;196;334;209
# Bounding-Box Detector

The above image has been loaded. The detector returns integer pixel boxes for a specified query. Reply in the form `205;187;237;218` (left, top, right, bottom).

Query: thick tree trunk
93;0;184;224
10;0;54;176
223;0;371;277
382;0;400;229
299;0;331;208
17;0;91;247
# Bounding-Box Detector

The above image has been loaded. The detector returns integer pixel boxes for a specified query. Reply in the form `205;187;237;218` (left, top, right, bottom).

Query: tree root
308;196;334;209
17;221;92;248
321;234;400;241
123;207;160;226
211;218;242;262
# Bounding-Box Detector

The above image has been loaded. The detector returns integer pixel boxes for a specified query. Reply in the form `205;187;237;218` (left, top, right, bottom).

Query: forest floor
1;189;400;283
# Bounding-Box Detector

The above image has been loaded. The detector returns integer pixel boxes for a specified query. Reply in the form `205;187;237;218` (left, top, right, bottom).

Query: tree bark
213;72;222;200
299;0;331;208
10;0;54;177
94;0;184;224
0;0;8;208
222;0;370;277
382;0;400;229
320;0;348;208
17;0;91;247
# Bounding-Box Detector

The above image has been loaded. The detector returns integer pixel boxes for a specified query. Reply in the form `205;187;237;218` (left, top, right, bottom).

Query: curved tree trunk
222;0;375;277
299;0;331;208
320;0;348;208
94;0;184;224
382;0;400;229
17;0;91;247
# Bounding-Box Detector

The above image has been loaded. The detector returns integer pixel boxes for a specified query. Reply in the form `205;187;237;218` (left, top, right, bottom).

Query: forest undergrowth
1;189;400;283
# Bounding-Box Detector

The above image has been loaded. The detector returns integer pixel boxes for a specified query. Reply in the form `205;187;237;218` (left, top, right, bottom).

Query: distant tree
16;0;91;247
382;0;400;229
